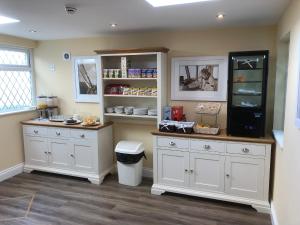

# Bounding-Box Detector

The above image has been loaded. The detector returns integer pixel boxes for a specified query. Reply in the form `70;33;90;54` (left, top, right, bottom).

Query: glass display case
227;51;269;137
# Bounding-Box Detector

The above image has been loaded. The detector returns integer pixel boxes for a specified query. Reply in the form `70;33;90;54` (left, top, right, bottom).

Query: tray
193;126;220;135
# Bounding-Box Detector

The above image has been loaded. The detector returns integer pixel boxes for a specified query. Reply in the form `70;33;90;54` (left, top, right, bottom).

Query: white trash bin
115;141;145;186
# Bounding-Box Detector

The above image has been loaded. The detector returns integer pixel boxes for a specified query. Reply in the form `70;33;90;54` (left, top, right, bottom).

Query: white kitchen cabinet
157;149;189;187
72;139;97;173
48;138;73;170
225;156;265;200
24;136;48;167
152;133;273;213
190;153;225;193
22;122;114;185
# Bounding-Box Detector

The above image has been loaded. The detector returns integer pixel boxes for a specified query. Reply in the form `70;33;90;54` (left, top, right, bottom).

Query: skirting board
142;167;153;178
0;163;24;182
271;202;279;225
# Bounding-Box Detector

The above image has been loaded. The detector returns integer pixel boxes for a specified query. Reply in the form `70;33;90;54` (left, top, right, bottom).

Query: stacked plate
133;108;148;115
148;109;157;116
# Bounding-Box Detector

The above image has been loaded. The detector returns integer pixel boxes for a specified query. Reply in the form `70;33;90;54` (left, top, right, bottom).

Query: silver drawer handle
56;132;61;136
169;141;176;146
34;130;38;134
80;134;85;138
242;148;250;153
204;145;211;150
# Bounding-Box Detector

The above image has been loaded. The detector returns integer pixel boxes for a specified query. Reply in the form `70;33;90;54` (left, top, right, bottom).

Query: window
0;46;34;114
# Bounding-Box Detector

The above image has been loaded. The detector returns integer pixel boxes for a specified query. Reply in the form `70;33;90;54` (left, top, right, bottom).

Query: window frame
0;45;36;116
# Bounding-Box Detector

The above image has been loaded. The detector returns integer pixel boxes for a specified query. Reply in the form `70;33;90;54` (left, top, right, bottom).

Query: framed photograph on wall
72;56;100;103
171;56;228;101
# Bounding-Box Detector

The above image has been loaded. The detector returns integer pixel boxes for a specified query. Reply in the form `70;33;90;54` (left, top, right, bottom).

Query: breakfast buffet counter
21;119;113;130
151;130;275;145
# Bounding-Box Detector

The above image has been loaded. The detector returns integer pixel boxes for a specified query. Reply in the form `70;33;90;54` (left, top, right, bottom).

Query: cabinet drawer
157;137;189;150
190;140;225;153
70;129;97;140
48;127;70;138
23;125;47;136
226;143;266;156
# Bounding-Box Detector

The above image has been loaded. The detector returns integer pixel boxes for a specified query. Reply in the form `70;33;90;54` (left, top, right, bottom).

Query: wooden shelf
104;113;157;119
95;47;169;54
103;78;157;81
104;94;157;98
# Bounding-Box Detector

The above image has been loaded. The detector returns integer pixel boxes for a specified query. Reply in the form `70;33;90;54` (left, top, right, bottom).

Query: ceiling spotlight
65;6;78;15
217;13;225;20
110;23;117;28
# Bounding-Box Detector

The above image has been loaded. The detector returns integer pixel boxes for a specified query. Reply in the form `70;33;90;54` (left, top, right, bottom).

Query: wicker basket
193;126;220;135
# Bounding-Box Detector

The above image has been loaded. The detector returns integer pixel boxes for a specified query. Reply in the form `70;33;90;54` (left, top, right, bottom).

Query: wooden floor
0;172;272;225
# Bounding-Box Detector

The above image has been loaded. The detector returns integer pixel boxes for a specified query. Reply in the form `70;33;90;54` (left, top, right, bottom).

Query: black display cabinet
227;51;269;137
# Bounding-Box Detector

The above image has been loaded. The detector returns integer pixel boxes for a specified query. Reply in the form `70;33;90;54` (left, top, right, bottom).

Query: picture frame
171;56;228;101
72;56;100;103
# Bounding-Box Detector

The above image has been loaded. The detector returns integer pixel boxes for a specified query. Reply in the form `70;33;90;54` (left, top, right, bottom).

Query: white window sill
0;107;36;118
273;130;284;149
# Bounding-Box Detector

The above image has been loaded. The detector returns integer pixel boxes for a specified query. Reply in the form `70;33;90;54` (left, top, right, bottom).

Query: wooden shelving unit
95;47;168;126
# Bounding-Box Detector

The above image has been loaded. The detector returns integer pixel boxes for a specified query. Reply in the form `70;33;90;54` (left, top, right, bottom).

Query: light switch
49;64;56;72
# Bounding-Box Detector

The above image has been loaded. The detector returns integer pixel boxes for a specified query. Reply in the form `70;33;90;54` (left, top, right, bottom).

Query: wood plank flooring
0;172;272;225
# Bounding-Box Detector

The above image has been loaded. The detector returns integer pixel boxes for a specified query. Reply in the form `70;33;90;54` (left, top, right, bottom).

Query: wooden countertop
151;130;275;145
22;120;113;130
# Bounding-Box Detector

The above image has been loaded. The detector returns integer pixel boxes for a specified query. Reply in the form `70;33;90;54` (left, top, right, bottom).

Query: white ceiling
0;0;290;40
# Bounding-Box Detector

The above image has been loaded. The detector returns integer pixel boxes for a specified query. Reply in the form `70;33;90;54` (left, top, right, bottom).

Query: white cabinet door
190;153;225;192
24;136;48;167
157;149;189;187
225;156;265;200
48;139;72;170
72;140;97;173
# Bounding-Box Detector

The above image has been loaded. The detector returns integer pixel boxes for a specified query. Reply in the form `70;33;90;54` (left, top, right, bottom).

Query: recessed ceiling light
0;15;19;24
145;0;214;7
216;13;225;20
29;29;37;33
110;23;117;28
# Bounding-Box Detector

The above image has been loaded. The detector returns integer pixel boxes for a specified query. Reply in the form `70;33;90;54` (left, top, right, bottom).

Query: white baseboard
0;163;24;182
143;167;153;178
271;201;279;225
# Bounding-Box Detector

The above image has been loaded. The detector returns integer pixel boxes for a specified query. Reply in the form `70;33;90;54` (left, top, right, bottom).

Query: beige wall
0;34;37;171
34;26;277;168
272;1;300;225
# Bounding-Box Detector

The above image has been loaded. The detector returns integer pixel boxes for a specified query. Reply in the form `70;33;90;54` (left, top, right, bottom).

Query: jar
46;96;58;107
36;96;48;109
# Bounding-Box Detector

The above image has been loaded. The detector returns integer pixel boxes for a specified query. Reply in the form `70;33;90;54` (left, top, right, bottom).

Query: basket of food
193;123;220;135
159;120;177;133
176;122;195;134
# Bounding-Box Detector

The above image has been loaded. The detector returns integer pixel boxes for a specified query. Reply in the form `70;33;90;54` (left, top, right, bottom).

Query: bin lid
115;141;145;154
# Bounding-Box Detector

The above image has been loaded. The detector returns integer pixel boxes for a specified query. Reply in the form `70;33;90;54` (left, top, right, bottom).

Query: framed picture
72;56;100;103
171;56;228;101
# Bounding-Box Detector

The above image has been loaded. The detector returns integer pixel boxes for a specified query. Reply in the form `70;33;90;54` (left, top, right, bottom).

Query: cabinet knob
70;154;75;158
44;151;48;154
80;134;85;138
242;148;250;153
169;141;176;146
226;174;230;178
204;145;211;150
34;130;38;134
56;132;61;136
48;152;51;154
190;169;194;173
185;169;188;173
